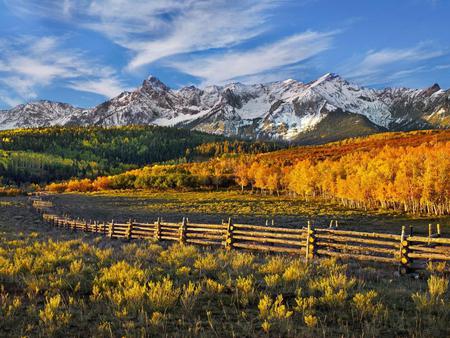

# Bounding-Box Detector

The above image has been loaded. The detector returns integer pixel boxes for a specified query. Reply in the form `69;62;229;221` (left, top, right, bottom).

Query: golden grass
1;196;449;336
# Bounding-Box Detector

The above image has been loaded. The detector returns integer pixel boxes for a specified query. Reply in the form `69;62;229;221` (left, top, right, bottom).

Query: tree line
47;130;450;215
0;125;282;185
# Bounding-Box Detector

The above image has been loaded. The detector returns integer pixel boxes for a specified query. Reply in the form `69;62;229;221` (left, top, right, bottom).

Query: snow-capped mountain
0;100;88;130
0;73;448;143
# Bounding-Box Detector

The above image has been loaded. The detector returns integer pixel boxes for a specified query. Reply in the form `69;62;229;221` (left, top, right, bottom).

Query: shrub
352;290;385;321
264;274;282;289
39;294;71;334
180;281;202;312
146;278;181;312
236;275;255;307
46;182;67;193
205;279;224;294
412;275;449;312
194;253;219;273
304;314;318;328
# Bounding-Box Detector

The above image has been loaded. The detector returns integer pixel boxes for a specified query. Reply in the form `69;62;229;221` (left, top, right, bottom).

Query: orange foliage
44;130;450;215
66;178;93;192
46;182;68;193
92;176;111;191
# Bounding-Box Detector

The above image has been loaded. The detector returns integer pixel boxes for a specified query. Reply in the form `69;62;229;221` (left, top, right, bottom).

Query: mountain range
0;73;448;143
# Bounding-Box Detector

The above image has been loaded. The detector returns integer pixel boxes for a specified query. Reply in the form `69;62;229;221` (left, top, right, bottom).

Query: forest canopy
48;130;450;215
0;125;282;185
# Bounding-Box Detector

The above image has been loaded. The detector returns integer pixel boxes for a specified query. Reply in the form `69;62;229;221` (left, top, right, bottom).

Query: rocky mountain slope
1;73;448;142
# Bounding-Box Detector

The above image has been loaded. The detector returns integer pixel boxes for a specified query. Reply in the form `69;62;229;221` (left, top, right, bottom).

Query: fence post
399;226;410;275
179;217;187;244
436;224;441;237
154;217;161;241
125;219;133;240
305;221;316;263
224;217;234;250
108;220;114;238
428;223;432;245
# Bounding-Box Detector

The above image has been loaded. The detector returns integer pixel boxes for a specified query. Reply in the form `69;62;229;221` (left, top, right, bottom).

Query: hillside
256;129;450;163
0;126;281;185
49;130;450;215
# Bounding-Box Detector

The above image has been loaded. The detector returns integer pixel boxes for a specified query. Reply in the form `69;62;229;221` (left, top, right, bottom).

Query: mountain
0;100;87;130
1;73;448;143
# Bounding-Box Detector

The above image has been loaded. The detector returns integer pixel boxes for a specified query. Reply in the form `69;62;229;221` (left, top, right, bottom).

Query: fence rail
31;197;449;273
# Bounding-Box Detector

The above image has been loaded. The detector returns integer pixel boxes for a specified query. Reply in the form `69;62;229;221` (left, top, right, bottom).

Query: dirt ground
45;191;449;237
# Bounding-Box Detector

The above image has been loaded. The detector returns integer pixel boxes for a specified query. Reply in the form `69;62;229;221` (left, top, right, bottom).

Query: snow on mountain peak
0;73;448;141
310;73;344;87
142;75;170;92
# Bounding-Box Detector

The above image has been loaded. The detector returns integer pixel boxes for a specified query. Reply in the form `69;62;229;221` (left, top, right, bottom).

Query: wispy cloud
67;77;127;98
0;35;127;106
342;43;446;85
0;92;22;108
168;31;336;85
5;0;280;71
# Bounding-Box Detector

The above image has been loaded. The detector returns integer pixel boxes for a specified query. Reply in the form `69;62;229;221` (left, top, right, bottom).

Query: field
49;190;450;236
1;128;449;337
1;195;450;337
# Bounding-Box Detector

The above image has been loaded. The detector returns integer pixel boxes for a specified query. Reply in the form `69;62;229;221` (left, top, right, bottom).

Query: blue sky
0;0;449;109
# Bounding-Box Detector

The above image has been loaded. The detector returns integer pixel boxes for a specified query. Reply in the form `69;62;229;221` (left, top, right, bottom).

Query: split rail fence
31;198;449;273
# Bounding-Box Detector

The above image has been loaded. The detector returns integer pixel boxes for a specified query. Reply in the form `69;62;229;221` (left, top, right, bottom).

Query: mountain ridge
1;73;448;143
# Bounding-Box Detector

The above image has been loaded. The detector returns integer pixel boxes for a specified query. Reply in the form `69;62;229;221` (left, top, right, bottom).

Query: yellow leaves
236;275;255;307
193;253;219;272
304;314;318;328
352;290;385;321
258;294;293;333
39;294;71;333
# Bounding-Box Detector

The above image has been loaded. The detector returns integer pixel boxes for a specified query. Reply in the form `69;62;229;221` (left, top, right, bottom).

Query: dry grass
1;196;449;337
49;191;450;235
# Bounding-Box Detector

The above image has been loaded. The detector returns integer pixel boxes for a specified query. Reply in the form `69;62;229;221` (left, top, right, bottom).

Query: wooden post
305;221;315;263
179;217;187;244
399;226;410;275
328;220;339;229
428;223;432;242
154;217;161;241
108;220;114;238
224;217;234;250
436;224;441;237
125;219;133;240
84;220;89;232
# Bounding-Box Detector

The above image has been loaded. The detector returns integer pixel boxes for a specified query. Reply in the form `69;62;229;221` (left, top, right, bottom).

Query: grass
1;196;449;337
49;190;450;236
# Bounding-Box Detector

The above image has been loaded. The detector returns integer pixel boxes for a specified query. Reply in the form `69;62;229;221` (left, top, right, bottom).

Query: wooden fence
31;198;449;273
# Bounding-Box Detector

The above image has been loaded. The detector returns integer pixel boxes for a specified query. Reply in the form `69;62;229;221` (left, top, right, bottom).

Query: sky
0;0;449;109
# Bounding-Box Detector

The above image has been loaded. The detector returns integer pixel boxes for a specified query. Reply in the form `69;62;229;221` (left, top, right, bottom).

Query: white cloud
342;44;446;85
0;92;22;108
168;31;336;85
0;35;127;106
67;77;126;98
5;0;279;71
